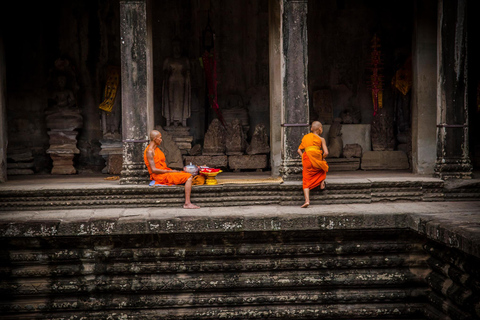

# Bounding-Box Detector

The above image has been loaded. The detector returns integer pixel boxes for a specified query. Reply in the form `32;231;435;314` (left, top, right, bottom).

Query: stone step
0;303;427;319
1;204;479;319
2;253;428;277
0;179;460;211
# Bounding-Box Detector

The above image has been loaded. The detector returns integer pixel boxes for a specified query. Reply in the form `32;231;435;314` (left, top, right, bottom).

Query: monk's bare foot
320;181;326;190
183;203;200;209
300;202;310;208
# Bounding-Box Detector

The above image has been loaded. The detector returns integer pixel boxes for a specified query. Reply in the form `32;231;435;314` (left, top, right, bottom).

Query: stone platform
0;202;479;319
1;171;479;211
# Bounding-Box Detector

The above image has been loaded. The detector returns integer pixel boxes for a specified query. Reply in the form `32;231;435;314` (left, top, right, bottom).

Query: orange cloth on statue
299;133;328;190
144;147;191;185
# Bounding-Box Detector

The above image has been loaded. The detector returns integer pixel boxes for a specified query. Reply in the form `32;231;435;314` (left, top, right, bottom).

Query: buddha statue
162;38;191;127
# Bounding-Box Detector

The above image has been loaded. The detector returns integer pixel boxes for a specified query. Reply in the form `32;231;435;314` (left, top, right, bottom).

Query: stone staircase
0;227;430;319
1;206;479;319
2;177;478;211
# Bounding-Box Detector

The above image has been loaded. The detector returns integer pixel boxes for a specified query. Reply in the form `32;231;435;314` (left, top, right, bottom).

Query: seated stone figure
47;75;77;115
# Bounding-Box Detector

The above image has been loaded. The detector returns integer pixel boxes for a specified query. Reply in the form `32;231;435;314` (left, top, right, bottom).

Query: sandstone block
108;154;123;175
343;144;362;158
326;158;360;171
361;151;410;170
7;169;34;175
228;155;267;170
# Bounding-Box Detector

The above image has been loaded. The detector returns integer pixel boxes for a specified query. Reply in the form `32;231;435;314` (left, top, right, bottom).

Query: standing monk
144;130;199;209
297;121;329;208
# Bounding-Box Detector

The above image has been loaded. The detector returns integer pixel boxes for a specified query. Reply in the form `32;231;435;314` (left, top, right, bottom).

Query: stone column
269;0;283;177
412;0;437;175
435;0;473;179
0;35;7;182
279;0;309;180
119;0;154;184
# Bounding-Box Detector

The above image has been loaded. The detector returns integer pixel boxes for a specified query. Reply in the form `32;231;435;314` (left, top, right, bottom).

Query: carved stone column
435;0;473;179
119;0;154;184
279;0;309;180
0;36;6;182
412;0;437;175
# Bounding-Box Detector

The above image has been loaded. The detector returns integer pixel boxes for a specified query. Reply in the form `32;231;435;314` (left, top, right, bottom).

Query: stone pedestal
163;126;193;155
46;110;82;175
6;147;34;175
228;155;267;172
99;139;122;174
361;151;410;170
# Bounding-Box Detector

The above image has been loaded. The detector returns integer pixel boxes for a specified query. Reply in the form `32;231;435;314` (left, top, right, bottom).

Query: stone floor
0;169;456;190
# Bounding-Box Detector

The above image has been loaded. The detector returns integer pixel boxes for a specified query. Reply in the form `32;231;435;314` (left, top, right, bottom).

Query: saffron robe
298;133;329;189
144;147;191;185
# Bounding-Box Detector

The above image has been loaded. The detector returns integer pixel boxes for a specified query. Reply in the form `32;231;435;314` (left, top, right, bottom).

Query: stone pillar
278;0;309;180
435;0;473;179
0;35;6;182
268;0;283;177
119;0;154;184
412;0;437;175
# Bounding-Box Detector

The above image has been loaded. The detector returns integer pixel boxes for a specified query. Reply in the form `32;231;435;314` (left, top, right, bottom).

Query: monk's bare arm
321;137;329;158
297;148;303;157
146;148;180;174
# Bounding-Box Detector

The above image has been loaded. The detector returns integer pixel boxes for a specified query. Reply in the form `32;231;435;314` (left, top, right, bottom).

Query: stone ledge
0;202;479;259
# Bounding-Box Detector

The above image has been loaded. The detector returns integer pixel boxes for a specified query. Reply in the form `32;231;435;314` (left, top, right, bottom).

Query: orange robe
298;133;329;189
144;147;191;185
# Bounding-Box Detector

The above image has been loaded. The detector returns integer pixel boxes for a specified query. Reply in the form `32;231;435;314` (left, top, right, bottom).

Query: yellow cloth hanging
99;66;120;112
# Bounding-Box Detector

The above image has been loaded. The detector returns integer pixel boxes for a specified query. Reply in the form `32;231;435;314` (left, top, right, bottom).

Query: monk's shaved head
149;130;161;141
311;121;323;132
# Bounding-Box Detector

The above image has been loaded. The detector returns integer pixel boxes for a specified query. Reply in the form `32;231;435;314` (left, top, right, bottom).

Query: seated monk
144;130;199;209
297;121;329;208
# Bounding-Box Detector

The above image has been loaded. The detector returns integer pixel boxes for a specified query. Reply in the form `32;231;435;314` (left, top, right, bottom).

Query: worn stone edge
0;211;478;259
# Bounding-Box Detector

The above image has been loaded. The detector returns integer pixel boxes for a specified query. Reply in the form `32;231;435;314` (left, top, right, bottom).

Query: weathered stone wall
1;224;479;319
0;229;430;319
1;201;480;319
423;241;480;319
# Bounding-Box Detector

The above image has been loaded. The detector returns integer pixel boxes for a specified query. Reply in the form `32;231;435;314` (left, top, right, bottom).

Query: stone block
7;162;34;169
323;124;371;154
327;158;360;171
108;154;123;175
51;165;76;175
343;144;362;158
183;155;228;168
7;149;33;162
7;169;34;175
361;151;410;170
228;155;267;170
